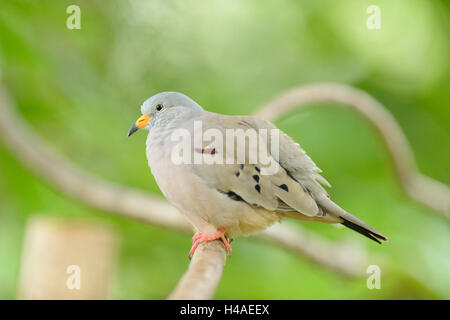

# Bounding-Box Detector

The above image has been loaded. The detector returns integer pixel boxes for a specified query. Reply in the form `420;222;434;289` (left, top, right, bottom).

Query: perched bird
128;92;387;258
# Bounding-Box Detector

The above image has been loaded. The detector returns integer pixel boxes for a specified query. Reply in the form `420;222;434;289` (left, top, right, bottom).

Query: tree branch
168;241;227;300
0;81;368;279
254;83;449;219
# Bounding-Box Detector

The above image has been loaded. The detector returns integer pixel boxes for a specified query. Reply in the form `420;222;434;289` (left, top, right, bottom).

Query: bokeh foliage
0;0;448;299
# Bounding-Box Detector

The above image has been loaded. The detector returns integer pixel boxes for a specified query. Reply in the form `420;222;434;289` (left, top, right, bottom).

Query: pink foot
189;227;232;259
192;232;202;243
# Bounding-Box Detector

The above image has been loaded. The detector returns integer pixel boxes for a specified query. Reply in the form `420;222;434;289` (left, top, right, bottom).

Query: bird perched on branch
128;92;387;258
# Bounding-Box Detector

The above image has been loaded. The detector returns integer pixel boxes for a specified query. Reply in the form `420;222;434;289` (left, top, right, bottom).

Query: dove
128;92;387;258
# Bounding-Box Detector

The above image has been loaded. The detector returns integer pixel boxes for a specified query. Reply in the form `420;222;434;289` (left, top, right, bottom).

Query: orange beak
127;114;151;137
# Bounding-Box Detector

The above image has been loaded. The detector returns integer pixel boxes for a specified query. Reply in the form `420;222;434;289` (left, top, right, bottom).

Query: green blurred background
0;0;449;299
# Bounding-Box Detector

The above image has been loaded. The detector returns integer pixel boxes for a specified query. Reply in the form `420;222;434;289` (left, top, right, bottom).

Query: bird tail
340;214;387;244
318;197;387;244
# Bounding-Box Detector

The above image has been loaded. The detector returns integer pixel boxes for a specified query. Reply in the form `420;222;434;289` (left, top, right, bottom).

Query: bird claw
188;227;232;259
192;232;202;244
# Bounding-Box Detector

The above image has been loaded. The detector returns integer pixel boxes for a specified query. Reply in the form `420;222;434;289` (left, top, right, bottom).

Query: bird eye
156;104;164;111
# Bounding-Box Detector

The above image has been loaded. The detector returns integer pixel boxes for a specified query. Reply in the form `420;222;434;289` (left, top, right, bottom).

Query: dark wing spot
239;164;244;170
195;147;216;154
217;189;243;202
252;175;260;183
255;166;260;173
279;184;289;192
255;184;261;193
227;191;243;201
235;171;240;177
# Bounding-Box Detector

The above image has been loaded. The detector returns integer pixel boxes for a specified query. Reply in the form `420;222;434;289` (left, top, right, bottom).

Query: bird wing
190;113;330;216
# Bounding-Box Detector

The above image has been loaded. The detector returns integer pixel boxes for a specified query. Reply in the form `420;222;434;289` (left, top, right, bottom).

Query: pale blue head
128;92;203;136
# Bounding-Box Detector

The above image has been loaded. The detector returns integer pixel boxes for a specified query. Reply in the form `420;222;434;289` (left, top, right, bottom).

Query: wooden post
18;216;119;300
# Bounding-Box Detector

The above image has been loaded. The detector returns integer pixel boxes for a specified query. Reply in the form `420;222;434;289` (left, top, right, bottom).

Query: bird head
127;91;203;137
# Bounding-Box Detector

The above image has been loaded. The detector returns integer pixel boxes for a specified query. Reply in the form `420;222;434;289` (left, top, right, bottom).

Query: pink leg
189;227;232;259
